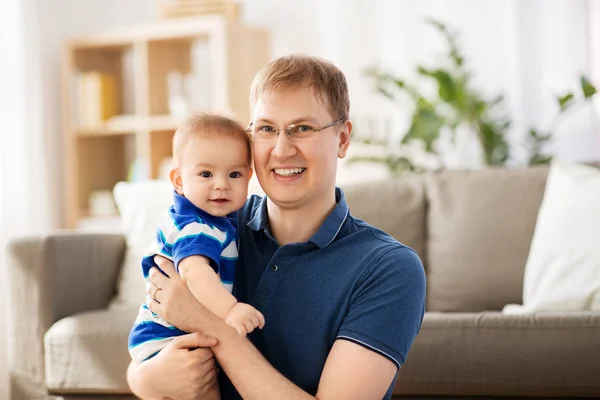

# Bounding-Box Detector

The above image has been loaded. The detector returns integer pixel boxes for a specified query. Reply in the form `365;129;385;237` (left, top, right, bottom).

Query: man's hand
147;256;216;333
127;333;219;400
225;303;265;336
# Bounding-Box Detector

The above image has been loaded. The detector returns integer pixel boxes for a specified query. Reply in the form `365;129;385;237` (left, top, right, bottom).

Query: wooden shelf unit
63;15;269;228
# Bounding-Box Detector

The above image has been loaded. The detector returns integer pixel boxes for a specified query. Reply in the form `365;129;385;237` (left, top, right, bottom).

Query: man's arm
211;326;396;400
149;255;420;400
126;333;219;400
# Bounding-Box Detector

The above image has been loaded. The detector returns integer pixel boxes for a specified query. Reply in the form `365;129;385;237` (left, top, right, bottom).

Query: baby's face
177;135;252;217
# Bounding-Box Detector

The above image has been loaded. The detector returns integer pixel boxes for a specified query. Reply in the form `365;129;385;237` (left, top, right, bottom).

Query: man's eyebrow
289;117;319;125
254;116;319;125
254;118;275;125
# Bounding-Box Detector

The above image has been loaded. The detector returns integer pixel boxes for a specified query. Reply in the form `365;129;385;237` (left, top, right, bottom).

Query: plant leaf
529;128;539;138
529;154;553;165
402;101;444;152
418;67;457;103
557;93;574;110
346;155;389;165
581;76;597;98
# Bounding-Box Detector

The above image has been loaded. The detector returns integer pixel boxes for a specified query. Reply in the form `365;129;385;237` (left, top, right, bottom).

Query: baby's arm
178;256;265;336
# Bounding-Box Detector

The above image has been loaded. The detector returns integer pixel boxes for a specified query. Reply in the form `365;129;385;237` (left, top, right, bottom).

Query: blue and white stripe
128;199;238;363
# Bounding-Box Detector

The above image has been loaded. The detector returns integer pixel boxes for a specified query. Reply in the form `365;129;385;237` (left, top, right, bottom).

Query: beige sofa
5;165;600;400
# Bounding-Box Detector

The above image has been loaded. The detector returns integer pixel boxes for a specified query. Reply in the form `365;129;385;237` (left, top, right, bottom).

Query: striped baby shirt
128;192;238;362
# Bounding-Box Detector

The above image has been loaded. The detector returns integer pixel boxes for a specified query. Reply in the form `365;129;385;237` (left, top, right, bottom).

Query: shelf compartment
148;38;213;116
71;45;136;127
150;130;177;180
75;134;135;216
74;114;181;137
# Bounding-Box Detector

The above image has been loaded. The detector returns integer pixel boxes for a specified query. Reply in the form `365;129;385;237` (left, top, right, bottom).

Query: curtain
0;0;56;397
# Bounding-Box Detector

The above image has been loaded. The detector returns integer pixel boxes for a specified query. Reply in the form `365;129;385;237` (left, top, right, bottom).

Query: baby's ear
170;168;184;194
248;168;254;179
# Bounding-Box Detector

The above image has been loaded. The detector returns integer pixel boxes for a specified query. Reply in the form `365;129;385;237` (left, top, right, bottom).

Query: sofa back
342;166;550;312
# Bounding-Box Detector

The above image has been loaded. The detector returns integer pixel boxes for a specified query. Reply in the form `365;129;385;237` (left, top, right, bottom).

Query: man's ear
337;119;352;159
170;167;184;195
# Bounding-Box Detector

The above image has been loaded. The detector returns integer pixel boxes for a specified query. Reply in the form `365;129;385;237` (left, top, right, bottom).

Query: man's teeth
274;168;305;176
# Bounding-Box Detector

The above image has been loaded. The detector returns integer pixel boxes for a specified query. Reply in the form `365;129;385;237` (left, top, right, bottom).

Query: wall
21;0;600;220
32;0;598;214
244;0;598;178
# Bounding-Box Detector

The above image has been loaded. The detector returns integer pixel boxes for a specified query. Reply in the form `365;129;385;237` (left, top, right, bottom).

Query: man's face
251;86;351;210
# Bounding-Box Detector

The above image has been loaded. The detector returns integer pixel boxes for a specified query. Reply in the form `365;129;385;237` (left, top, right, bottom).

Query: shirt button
270;264;279;272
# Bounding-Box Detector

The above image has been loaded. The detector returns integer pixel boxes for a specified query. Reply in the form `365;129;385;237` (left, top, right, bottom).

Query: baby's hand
225;303;265;337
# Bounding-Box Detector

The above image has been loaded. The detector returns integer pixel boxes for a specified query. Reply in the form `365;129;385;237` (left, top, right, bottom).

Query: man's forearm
210;324;315;400
127;361;166;400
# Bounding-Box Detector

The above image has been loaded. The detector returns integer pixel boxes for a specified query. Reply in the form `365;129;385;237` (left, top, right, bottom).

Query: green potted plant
351;19;597;175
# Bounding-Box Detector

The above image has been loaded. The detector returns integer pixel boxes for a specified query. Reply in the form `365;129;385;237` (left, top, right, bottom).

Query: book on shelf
75;71;118;128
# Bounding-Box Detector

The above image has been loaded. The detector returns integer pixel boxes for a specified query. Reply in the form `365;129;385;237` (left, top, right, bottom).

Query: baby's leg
128;304;187;362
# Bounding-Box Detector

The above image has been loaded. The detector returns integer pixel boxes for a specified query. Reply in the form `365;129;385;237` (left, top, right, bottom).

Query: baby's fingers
234;321;247;337
243;319;255;334
256;310;265;329
249;315;260;329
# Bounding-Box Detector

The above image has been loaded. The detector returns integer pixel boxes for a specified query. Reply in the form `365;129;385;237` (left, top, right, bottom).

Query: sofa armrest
4;232;126;400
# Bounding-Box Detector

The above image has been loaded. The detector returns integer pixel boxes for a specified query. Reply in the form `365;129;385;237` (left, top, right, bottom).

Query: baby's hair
172;113;252;166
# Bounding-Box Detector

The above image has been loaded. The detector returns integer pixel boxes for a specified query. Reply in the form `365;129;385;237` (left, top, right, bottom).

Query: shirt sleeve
171;221;224;273
337;245;426;369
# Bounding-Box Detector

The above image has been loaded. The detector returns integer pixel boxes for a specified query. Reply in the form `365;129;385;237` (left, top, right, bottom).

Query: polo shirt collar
246;188;349;248
308;188;349;248
247;195;269;231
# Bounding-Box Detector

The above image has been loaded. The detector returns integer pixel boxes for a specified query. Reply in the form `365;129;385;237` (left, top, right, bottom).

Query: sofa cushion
110;180;174;308
395;311;600;397
44;308;137;393
424;167;549;311
342;176;426;261
504;161;600;314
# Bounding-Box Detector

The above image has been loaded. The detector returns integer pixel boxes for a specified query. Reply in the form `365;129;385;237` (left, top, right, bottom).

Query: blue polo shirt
219;188;426;399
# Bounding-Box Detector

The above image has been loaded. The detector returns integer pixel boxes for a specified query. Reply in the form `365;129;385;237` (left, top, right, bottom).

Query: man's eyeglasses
245;118;346;141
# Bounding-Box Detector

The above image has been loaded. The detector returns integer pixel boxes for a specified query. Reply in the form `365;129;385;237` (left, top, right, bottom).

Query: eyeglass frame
245;117;347;141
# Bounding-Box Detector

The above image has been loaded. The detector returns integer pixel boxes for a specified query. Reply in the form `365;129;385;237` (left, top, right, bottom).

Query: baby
128;113;265;365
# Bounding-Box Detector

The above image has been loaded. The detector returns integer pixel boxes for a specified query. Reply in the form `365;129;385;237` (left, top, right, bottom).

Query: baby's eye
230;171;242;178
199;171;212;178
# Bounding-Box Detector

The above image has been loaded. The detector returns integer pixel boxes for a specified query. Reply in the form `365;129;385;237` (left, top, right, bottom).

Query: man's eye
230;172;242;178
199;171;212;178
290;125;314;134
258;125;275;133
297;125;313;132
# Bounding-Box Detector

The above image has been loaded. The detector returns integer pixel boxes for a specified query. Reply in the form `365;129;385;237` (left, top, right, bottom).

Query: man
127;54;426;400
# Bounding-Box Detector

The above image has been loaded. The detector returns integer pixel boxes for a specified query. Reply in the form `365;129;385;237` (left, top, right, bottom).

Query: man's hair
249;54;350;121
172;113;252;165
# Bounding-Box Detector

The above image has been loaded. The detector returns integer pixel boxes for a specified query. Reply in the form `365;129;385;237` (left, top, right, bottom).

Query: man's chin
265;189;300;204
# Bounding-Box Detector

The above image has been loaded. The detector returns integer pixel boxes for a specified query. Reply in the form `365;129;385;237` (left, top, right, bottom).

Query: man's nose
271;131;297;159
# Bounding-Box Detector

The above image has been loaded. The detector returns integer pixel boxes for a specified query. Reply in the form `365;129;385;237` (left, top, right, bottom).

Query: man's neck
266;191;337;246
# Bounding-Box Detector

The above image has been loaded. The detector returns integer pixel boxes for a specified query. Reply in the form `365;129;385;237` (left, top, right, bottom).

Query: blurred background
0;0;599;397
